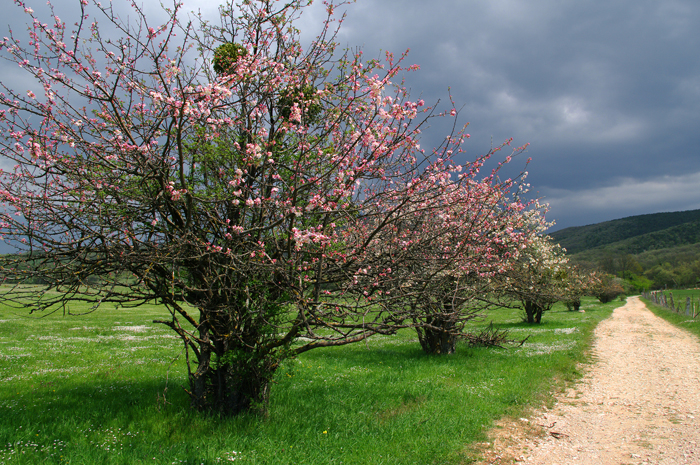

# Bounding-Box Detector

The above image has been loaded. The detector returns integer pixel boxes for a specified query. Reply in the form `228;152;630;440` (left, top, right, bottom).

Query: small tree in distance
366;174;536;354
0;0;534;415
500;223;569;324
562;265;593;311
590;272;626;303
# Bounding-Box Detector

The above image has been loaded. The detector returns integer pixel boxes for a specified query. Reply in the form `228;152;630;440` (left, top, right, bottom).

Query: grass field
642;289;700;340
0;288;623;464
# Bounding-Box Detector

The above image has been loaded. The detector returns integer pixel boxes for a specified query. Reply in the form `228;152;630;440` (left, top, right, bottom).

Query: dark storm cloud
4;0;700;229
300;0;700;229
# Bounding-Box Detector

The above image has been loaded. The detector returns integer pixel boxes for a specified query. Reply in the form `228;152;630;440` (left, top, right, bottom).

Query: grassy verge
641;290;700;340
0;290;622;465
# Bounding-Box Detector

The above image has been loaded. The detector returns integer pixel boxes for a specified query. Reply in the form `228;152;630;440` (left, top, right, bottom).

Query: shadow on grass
0;377;267;464
0;299;620;464
4;377;188;426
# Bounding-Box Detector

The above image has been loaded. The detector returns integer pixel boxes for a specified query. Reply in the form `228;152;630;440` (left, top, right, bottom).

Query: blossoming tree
589;272;626;303
358;166;538;354
499;225;569;324
0;0;532;414
561;265;593;311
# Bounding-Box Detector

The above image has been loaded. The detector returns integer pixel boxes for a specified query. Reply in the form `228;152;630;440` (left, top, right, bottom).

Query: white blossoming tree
499;216;569;324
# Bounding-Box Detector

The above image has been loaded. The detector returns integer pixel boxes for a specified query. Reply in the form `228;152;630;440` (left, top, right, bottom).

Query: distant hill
549;209;700;289
549;209;700;255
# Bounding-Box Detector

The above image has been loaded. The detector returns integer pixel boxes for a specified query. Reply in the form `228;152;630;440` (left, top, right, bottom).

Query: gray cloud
544;171;700;228
4;0;700;230
318;0;700;229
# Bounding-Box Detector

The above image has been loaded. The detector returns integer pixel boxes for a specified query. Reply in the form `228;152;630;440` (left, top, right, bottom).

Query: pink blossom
289;103;302;123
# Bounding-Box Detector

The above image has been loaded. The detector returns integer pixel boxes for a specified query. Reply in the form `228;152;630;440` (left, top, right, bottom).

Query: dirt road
479;296;700;465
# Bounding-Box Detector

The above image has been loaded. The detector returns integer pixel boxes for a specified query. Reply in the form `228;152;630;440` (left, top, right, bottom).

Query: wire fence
642;290;700;318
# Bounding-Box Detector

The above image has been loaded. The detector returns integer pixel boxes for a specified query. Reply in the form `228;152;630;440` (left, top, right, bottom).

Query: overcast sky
5;0;700;231
304;0;700;231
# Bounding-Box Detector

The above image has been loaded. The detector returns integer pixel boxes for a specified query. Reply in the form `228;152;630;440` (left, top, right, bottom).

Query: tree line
0;0;614;416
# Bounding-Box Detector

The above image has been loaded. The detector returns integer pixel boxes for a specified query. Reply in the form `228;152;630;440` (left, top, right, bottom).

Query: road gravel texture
478;296;700;465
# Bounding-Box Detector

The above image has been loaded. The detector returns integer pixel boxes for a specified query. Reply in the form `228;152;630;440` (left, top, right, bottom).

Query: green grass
652;288;700;302
642;289;700;339
0;288;623;464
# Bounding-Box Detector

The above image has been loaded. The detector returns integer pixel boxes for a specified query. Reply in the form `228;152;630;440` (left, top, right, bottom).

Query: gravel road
478;296;700;465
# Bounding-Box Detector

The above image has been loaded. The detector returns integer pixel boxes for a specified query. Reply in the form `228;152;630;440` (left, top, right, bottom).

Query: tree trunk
416;315;457;354
566;298;581;311
534;305;543;324
189;361;273;416
523;300;543;324
188;348;277;416
185;309;281;416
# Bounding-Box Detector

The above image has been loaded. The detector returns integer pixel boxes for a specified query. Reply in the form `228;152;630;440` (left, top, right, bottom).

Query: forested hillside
550;209;700;289
550;210;700;254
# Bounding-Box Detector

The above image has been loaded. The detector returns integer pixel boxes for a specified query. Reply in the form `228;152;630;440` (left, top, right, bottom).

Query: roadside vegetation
0;290;621;464
641;289;700;340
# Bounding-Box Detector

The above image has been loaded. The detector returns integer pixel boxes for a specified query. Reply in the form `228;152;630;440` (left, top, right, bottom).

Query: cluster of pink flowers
0;0;549;361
